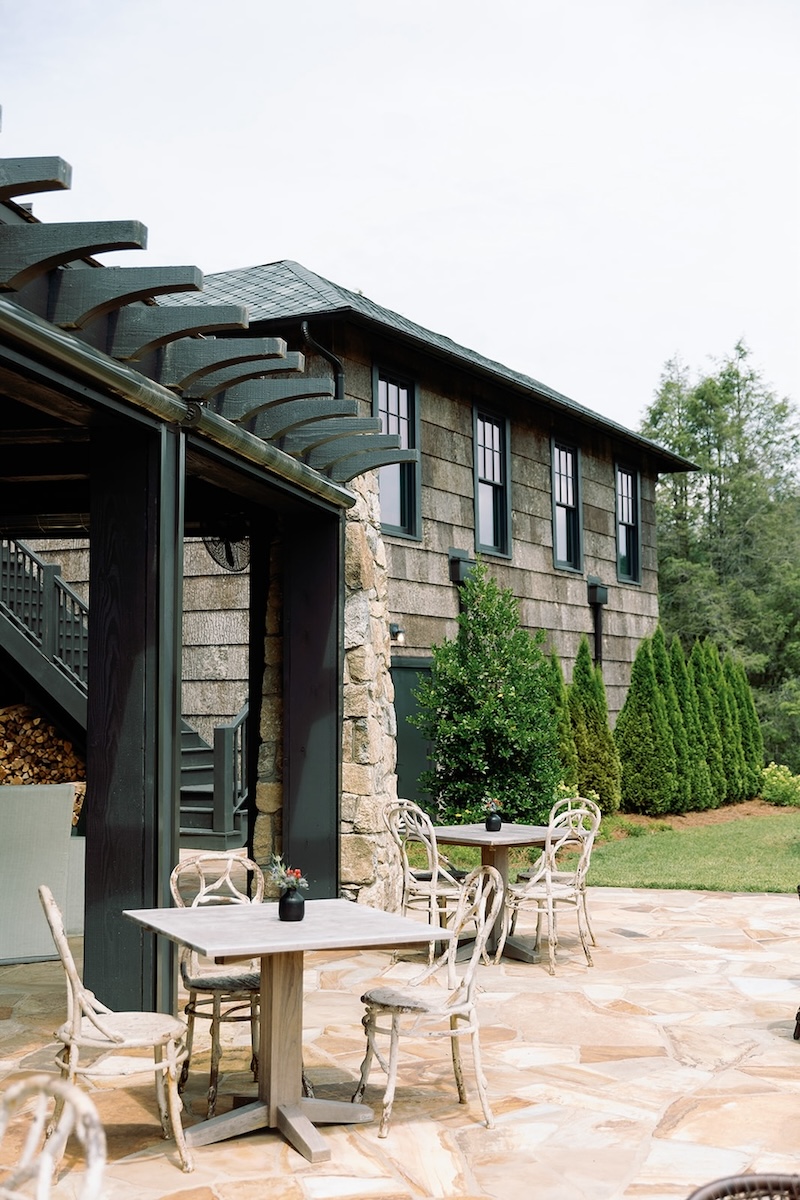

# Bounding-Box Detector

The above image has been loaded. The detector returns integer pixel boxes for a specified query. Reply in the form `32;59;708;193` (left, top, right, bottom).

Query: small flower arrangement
268;854;308;892
484;798;499;813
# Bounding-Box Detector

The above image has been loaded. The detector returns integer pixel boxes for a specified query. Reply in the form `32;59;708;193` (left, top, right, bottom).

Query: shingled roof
164;260;694;472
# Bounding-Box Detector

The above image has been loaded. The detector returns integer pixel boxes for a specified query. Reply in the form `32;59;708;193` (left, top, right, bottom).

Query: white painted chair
37;884;193;1173
169;853;264;1118
384;799;466;960
546;794;602;946
351;864;503;1137
0;1074;106;1199
495;801;601;974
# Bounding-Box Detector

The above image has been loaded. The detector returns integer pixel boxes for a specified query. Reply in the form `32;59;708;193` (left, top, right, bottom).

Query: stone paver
1;887;799;1199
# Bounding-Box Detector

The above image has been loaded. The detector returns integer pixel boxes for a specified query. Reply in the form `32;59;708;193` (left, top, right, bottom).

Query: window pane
479;481;496;547
555;505;569;562
378;464;402;528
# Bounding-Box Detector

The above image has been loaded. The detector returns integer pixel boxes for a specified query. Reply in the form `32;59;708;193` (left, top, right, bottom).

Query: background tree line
640;341;800;773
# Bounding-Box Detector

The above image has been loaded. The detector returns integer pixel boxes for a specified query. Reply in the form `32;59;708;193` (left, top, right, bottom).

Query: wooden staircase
0;537;248;849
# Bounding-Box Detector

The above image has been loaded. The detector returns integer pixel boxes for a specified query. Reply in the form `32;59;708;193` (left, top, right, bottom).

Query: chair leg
179;991;197;1092
153;1045;170;1139
544;899;557;975
378;1014;402;1138
249;994;259;1081
351;1009;376;1105
573;897;594;968
449;1016;467;1104
207;994;223;1119
581;887;596;947
164;1039;194;1173
469;1025;494;1129
493;904;512;964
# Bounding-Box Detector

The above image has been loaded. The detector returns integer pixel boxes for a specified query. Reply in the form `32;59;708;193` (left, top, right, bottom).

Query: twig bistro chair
169;853;264;1118
686;1176;800;1200
37;884;193;1173
384;799;467;961
0;1074;106;1200
495;801;601;974
546;794;603;946
352;864;503;1137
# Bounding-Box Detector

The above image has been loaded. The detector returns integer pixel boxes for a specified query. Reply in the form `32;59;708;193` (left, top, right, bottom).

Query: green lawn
426;807;800;893
586;809;800;893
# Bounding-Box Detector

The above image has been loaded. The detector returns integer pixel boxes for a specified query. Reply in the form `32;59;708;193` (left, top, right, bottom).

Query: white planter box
0;782;83;962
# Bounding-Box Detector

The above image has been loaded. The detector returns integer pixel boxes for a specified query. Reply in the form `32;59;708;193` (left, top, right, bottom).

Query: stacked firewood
0;704;86;823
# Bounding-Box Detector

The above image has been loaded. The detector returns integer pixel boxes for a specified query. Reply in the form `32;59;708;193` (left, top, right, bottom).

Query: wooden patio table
125;898;451;1162
432;822;549;961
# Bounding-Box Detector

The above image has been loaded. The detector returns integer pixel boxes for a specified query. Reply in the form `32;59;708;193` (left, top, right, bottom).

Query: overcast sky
1;0;797;433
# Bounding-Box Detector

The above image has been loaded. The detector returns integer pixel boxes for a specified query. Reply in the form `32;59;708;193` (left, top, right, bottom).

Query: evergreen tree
689;639;725;807
727;655;764;798
548;651;579;790
704;639;746;802
410;559;560;825
669;634;714;810
641;342;800;770
651;625;691;812
568;636;621;812
614;638;677;814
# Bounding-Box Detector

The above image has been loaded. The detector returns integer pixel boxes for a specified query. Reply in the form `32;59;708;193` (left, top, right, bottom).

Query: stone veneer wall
339;475;401;910
251;477;402;909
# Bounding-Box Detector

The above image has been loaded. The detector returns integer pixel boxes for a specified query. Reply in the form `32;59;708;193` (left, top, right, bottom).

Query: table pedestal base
185;1096;374;1163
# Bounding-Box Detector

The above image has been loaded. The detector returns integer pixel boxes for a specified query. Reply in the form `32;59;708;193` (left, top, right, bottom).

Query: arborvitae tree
704;639;746;802
548;650;579;790
726;655;764;798
410;558;560;825
689;639;725;807
651;625;691;812
614;638;677;814
669;634;714;810
568;635;621;812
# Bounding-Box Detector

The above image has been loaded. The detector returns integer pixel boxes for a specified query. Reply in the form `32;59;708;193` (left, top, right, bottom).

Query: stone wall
339;474;401;910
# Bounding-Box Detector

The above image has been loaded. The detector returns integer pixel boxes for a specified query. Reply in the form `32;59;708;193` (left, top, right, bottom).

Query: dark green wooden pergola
0;140;413;1012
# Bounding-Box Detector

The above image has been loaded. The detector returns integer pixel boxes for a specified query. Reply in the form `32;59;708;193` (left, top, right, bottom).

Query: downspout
301;320;345;400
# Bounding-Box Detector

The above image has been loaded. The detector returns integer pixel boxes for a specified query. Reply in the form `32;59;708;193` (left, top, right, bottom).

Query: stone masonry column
340;474;402;909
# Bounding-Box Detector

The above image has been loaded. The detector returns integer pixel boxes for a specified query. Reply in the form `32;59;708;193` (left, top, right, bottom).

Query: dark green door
391;656;432;805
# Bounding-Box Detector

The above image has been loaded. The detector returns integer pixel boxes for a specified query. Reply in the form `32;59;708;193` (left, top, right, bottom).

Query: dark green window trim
372;365;421;539
616;463;641;583
473;408;511;557
551;438;583;571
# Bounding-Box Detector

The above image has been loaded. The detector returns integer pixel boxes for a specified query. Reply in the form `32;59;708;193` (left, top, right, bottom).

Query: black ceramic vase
278;889;305;922
485;810;502;832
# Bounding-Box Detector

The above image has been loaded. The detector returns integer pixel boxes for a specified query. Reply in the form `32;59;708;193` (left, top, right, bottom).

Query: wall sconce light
389;623;406;646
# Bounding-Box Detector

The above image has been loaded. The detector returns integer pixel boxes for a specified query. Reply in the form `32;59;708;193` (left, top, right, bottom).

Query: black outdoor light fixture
587;576;609;665
389;623;406;646
448;548;476;586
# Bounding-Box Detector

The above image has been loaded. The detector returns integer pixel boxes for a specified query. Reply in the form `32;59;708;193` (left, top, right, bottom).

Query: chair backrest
686;1175;800;1200
0;1074;106;1200
549;795;602;826
169;853;265;909
414;865;503;996
544;802;601;886
38;884;126;1047
384;800;437;892
38;884;84;1036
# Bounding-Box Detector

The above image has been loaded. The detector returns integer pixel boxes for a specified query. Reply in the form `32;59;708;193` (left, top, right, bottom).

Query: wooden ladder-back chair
37;884;193;1173
352;864;503;1137
495;801;601;974
0;1074;106;1200
384;799;466;961
169;853;264;1119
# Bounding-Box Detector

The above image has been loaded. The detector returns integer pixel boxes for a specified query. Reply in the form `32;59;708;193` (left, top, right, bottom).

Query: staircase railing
0;538;88;693
214;703;249;836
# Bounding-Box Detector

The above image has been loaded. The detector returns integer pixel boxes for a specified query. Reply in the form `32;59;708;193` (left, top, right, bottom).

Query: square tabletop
125;896;452;959
433;822;549;849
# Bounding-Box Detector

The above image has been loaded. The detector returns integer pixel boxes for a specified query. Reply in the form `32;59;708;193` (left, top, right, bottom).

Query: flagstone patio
1;886;799;1200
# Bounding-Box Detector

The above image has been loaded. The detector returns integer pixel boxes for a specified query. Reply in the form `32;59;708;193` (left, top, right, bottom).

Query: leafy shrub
760;762;800;807
411;558;560;825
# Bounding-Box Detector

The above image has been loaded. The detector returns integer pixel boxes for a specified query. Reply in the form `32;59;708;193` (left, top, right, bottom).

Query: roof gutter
0;296;356;510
